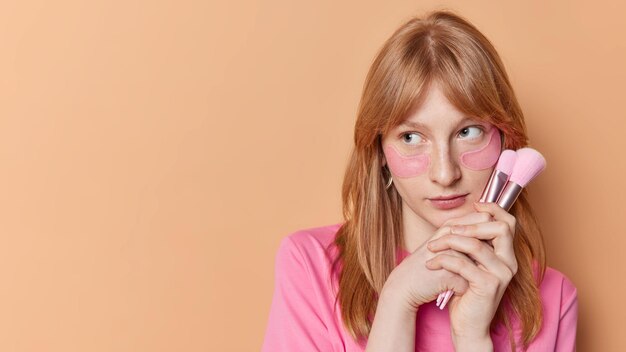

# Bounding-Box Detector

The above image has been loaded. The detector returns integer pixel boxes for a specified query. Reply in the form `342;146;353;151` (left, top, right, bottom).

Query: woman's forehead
397;82;490;130
397;115;488;131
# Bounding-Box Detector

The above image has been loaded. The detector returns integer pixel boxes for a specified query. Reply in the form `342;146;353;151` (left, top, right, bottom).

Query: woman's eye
402;133;423;145
458;126;483;139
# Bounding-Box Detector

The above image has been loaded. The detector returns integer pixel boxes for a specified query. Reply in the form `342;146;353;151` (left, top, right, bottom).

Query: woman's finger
441;211;493;228
447;221;517;274
427;234;515;283
425;254;502;296
472;202;517;235
428;225;454;242
439;209;496;249
429;211;495;244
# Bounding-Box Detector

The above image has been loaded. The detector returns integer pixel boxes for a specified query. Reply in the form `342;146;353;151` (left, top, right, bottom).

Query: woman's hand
382;225;473;313
425;202;518;343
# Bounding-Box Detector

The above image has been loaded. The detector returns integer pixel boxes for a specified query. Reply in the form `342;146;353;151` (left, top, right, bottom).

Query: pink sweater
262;223;578;351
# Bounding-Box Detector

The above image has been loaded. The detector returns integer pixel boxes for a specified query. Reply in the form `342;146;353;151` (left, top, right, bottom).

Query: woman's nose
428;144;461;186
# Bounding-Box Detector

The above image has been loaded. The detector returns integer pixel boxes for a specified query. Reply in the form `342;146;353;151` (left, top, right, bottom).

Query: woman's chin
428;204;475;227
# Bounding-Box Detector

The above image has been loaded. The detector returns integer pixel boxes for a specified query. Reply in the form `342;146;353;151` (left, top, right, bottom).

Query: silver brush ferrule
497;182;523;212
479;170;510;203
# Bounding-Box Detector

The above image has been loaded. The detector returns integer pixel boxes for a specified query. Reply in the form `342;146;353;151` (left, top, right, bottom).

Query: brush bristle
509;148;546;187
495;149;517;175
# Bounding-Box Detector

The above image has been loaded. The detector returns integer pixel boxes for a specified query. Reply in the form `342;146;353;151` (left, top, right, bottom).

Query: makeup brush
436;149;517;309
437;147;546;310
497;148;546;211
479;150;518;202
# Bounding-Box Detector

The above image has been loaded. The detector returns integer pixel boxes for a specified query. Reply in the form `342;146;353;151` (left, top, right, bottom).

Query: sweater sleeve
261;235;332;352
555;275;578;351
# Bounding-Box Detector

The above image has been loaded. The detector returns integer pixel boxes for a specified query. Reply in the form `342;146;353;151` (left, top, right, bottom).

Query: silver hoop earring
385;174;393;190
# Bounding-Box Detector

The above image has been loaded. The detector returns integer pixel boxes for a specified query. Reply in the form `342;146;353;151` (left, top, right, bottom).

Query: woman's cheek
383;128;502;178
459;127;502;170
383;145;430;178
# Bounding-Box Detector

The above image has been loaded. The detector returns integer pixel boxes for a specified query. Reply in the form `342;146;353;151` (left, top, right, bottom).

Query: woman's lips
428;194;468;210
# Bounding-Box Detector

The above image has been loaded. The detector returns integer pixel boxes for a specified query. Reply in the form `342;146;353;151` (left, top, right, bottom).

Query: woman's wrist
365;287;418;352
451;333;494;352
379;281;419;315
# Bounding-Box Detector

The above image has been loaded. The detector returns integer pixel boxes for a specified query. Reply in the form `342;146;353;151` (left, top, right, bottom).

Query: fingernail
451;225;465;234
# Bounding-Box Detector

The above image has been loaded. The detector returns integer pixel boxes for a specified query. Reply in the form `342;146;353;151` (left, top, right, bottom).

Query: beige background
1;0;624;351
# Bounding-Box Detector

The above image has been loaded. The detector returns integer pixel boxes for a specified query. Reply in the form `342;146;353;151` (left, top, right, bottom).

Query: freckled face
383;127;501;177
381;83;502;228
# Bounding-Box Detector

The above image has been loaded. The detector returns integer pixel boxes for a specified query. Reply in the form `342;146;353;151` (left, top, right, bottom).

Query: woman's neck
401;200;437;253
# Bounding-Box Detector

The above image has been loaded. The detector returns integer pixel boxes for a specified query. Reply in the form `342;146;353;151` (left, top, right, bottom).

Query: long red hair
330;10;546;350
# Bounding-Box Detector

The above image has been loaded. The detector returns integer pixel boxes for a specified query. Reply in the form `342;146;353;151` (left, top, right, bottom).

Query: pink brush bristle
495;149;517;175
509;148;546;187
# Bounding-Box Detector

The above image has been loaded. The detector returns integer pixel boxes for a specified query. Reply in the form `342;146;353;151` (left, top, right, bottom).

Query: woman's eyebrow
454;117;485;128
399;117;481;130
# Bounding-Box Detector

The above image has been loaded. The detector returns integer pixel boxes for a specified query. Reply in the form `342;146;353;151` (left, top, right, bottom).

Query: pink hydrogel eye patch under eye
383;145;431;178
459;127;502;170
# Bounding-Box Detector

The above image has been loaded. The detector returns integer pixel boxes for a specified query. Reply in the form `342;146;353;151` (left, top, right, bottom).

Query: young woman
262;10;578;351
